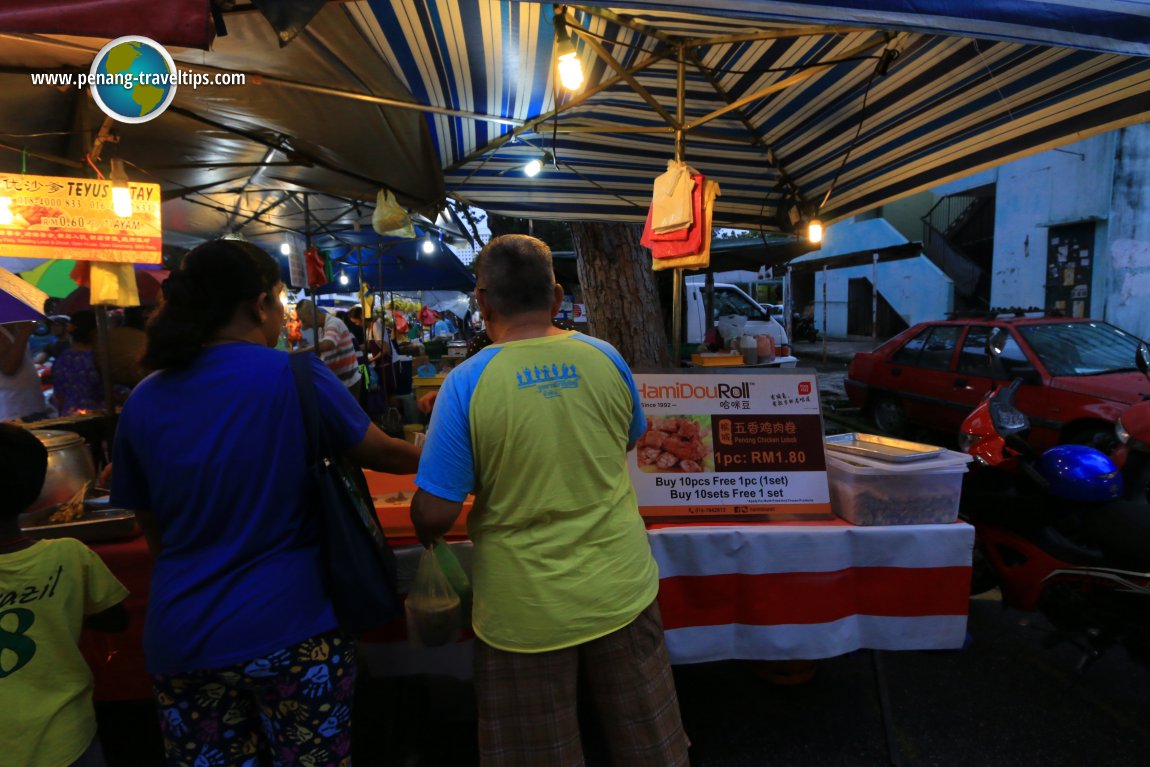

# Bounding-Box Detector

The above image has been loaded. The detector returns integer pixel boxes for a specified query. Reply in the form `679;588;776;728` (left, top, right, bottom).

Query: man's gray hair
474;234;556;316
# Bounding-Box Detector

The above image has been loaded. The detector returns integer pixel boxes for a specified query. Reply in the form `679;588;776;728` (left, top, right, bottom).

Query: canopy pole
671;45;686;368
304;193;320;353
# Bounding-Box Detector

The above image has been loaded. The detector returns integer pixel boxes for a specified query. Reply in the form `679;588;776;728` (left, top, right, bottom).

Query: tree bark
569;220;669;369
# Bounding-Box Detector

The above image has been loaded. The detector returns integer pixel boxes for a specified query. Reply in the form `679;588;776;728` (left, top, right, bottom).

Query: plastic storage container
825;449;972;525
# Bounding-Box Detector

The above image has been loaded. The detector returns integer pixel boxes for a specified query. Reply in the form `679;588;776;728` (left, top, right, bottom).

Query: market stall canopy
363;0;1150;230
289;231;476;294
0;2;445;248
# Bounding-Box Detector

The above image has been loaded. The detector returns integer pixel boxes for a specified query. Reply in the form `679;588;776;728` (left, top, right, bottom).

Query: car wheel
871;396;908;435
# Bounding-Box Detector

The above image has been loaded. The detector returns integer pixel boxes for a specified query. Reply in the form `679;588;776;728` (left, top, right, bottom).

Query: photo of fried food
637;415;714;473
10;203;64;227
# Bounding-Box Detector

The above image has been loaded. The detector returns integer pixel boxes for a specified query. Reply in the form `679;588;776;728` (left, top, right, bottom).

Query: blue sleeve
414;349;499;502
309;355;372;450
573;334;646;442
110;399;151;510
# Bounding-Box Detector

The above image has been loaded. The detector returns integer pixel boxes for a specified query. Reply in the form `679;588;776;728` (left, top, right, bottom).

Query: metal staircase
921;188;995;310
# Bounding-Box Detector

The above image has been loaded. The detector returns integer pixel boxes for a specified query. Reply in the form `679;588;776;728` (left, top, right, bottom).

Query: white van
683;280;798;367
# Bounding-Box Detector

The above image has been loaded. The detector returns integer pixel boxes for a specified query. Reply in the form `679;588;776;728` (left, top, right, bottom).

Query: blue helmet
1036;445;1124;502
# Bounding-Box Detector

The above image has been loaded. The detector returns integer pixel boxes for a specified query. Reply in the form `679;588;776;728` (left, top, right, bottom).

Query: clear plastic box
826;449;972;525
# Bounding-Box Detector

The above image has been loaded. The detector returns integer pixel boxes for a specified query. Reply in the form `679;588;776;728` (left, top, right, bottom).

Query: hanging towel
652;179;721;272
650;159;695;233
90;262;140;306
645;173;707;259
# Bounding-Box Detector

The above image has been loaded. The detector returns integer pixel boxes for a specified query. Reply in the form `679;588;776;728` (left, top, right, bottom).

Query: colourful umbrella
18;259;79;298
0;265;50;324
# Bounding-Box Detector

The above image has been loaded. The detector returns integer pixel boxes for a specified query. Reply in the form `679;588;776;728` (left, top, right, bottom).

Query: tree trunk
569;220;670;369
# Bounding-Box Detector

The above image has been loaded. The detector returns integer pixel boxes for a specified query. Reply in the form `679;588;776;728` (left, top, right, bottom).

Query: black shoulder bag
289;352;402;633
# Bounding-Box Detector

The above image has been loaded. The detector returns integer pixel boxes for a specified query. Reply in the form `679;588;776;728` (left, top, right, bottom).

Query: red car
845;314;1150;450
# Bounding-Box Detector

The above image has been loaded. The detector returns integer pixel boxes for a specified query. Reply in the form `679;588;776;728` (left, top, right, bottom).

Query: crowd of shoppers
4;234;688;767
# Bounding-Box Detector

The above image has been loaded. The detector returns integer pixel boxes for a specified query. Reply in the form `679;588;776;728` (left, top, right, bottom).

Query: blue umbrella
0;266;49;324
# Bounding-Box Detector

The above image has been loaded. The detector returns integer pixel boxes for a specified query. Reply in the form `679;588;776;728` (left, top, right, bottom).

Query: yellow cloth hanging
89;262;140;306
652;180;720;272
650;159;696;234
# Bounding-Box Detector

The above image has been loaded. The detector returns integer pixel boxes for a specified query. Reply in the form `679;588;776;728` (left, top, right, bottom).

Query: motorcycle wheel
871;396;908;436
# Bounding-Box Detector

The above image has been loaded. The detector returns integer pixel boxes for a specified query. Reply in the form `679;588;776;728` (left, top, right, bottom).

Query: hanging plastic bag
406;542;462;647
650;159;695;233
372;188;409;234
434;541;472;623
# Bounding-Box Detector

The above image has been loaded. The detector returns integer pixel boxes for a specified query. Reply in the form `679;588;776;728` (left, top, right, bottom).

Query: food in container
826;449;971;525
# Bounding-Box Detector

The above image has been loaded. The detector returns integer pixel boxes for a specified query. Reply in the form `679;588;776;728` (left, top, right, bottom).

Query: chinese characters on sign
630;370;832;522
0;172;162;263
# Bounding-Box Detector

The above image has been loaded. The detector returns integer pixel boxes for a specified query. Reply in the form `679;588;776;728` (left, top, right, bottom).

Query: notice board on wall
0;172;162;263
630;369;833;523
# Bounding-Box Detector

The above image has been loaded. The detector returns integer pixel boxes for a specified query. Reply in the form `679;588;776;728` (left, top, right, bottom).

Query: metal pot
26;429;97;514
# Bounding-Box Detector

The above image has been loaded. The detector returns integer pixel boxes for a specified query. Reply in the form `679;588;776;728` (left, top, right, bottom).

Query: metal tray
824;433;945;462
21;503;140;543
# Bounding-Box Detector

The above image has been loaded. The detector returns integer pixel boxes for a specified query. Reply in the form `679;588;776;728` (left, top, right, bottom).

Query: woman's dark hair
0;424;48;518
69;310;97;345
142;239;281;370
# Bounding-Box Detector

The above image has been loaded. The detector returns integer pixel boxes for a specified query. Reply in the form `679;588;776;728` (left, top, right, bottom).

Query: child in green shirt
0;424;129;767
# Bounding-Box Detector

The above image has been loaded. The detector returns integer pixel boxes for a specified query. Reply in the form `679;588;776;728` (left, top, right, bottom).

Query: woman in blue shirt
111;239;419;767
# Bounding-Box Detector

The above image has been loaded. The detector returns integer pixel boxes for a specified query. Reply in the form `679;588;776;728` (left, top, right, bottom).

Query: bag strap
289;351;331;468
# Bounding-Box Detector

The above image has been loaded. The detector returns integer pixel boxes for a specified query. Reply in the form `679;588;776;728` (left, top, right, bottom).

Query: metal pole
94;305;115;413
671;45;686;367
784;266;792;348
872;253;879;344
821;264;828;363
304;193;320;354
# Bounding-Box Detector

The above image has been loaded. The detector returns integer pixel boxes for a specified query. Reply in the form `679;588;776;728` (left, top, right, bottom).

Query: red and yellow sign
631;369;833;524
0;172;161;263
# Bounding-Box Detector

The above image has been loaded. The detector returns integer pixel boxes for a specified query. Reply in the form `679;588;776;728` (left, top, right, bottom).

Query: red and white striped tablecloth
648;521;974;663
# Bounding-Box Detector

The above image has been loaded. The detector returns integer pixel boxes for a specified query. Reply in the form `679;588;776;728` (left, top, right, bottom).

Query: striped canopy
365;0;1150;229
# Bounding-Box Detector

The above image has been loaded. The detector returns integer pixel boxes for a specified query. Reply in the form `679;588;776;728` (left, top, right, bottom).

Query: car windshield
712;290;768;321
1018;322;1143;376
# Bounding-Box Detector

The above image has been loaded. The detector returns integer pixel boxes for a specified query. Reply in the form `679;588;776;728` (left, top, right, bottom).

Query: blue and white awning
358;1;1150;229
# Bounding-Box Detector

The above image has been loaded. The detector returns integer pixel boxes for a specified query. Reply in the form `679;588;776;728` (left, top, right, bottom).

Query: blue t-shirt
111;344;370;674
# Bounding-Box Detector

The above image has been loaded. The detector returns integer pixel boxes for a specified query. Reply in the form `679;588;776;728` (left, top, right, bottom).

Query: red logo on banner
798;381;812;396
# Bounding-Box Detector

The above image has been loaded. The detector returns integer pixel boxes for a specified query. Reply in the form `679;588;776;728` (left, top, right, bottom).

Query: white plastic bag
405;544;462;647
372;188;409;235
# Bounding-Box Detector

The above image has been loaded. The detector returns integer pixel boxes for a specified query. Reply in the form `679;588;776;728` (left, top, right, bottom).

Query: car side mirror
1136;343;1150;376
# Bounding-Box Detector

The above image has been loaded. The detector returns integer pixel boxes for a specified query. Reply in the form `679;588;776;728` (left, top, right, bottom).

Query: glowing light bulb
422;238;436;255
339;273;349;286
280;242;291;255
807;219;824;244
558;52;584;91
523;158;543;177
110;158;133;218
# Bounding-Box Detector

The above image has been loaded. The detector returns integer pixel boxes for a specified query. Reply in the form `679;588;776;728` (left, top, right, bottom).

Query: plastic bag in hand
406;543;462;647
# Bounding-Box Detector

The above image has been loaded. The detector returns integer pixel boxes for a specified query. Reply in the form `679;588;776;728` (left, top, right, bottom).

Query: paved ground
96;594;1150;766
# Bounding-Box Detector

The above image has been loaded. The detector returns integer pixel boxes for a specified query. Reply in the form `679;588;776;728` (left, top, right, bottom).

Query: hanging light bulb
421;236;437;255
807;219;824;244
280;242;292;255
339;272;349;286
109;158;133;218
0;197;12;226
554;9;584;91
523;158;544;177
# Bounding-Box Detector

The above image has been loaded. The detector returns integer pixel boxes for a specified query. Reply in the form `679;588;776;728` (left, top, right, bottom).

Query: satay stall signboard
631;369;832;523
0;172;162;263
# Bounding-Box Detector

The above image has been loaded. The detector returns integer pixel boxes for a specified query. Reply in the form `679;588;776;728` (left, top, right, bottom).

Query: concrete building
797;123;1150;341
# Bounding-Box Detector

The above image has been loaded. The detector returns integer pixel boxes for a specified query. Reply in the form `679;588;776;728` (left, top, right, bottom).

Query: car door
952;325;1001;415
875;324;964;431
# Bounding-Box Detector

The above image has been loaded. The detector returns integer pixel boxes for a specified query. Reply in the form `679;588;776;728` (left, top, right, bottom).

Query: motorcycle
1113;350;1150;504
791;312;819;343
958;331;1150;667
